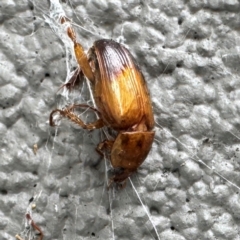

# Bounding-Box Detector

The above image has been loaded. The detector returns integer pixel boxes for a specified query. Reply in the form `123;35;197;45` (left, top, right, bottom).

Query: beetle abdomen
92;40;154;130
111;131;155;171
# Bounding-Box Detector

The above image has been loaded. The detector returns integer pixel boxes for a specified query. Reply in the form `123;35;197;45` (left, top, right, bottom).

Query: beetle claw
58;68;84;92
107;178;127;190
49;109;64;126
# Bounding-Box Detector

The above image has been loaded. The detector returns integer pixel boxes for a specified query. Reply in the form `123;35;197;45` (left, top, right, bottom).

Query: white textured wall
1;0;240;239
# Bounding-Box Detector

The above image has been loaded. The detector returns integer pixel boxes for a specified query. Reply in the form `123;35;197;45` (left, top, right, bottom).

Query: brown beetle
50;17;155;186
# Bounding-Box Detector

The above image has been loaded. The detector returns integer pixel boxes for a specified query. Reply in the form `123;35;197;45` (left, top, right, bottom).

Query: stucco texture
1;0;240;240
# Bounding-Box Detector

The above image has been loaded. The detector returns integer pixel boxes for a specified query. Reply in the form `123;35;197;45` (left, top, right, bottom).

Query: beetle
50;17;155;187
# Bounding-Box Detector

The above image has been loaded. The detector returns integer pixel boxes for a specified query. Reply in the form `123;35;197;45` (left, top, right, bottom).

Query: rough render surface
1;0;240;239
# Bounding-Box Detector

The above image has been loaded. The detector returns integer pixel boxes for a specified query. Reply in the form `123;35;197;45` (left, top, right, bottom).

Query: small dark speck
171;226;175;231
150;206;159;215
178;18;183;25
194;32;198;39
172;168;179;173
33;184;37;187
163;168;170;173
29;4;34;10
203;138;210;144
29;197;34;203
176;61;183;68
1;190;8;195
186;198;190;202
92;232;95;236
45;73;50;77
61;193;69;198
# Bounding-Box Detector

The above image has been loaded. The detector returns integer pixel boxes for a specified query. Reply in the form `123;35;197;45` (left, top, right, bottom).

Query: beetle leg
96;140;114;156
60;17;94;82
26;213;43;240
49;105;104;130
58;68;84;92
107;179;113;189
68;104;101;115
117;180;127;190
111;170;132;184
107;177;127;190
49;109;64;127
